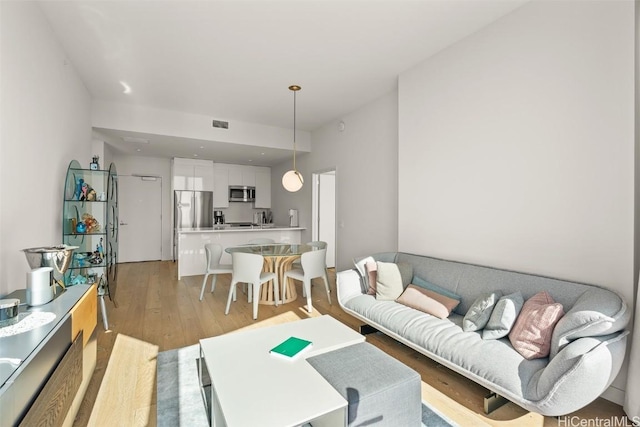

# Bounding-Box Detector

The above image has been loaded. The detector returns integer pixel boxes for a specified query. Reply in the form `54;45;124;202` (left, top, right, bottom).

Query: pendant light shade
282;170;304;192
282;85;303;192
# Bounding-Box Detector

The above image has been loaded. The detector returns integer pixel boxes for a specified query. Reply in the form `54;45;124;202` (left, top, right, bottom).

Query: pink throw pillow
509;291;565;360
396;284;460;319
365;261;377;295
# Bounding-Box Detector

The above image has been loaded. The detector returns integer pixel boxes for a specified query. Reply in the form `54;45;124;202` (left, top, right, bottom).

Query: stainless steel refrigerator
173;190;213;260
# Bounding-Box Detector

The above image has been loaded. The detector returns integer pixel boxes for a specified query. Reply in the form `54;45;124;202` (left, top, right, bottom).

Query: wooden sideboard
0;284;97;427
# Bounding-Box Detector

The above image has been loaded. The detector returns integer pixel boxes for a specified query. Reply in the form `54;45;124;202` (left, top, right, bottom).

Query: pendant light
282;85;304;192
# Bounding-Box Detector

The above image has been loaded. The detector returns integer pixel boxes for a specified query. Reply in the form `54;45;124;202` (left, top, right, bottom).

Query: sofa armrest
526;331;628;416
337;269;364;306
550;288;630;358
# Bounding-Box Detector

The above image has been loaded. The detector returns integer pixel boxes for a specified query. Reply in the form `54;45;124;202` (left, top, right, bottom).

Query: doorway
118;175;162;263
312;169;336;268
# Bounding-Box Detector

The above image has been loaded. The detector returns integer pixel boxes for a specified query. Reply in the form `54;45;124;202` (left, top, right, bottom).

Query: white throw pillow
375;261;404;301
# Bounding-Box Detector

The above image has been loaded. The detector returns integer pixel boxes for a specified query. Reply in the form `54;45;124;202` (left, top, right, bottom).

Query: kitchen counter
178;225;306;233
176;226;306;279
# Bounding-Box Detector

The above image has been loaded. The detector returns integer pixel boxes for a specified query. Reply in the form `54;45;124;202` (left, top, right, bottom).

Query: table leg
258;255;300;305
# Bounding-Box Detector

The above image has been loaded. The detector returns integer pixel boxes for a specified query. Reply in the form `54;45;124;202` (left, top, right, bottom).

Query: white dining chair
293;241;327;267
248;238;275;244
282;248;331;313
225;252;279;320
200;243;233;301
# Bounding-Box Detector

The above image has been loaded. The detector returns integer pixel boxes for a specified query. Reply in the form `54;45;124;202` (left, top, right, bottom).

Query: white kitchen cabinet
193;163;214;191
172;158;214;191
172;160;193;191
254;167;271;208
242;168;256;186
213;164;229;208
227;165;242;186
228;164;256;187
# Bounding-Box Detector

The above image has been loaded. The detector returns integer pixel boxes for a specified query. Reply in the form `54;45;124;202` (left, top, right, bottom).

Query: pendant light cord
293;88;297;171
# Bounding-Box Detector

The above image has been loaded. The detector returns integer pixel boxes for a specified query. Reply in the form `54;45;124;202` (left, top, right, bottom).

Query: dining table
225;243;319;305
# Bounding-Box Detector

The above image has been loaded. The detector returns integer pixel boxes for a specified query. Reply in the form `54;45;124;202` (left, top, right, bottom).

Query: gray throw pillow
482;292;524;340
375;261;404;301
463;291;503;332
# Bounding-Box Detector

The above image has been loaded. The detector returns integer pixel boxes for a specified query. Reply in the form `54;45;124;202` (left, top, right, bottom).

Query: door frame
118;174;163;263
312;167;337;268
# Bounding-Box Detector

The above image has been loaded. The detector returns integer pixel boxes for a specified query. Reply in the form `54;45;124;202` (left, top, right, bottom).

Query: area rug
157;344;458;427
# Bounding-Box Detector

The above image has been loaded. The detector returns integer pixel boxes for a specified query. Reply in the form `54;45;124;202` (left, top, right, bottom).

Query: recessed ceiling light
136;148;141;152
200;146;204;149
193;154;199;157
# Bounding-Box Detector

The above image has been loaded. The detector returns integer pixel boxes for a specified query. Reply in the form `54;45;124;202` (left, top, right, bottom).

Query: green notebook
269;336;313;360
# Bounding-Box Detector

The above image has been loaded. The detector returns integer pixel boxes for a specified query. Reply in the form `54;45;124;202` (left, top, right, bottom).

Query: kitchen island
176;226;305;279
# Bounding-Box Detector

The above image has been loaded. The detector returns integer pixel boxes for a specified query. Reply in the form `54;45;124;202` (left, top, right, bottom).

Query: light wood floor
73;261;628;426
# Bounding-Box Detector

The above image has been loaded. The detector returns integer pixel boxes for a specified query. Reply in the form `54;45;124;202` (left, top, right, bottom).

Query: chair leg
252;282;260;320
210;274;218;293
273;276;280;307
199;273;210;301
304;278;313;313
225;281;236;315
323;272;332;305
247;283;252;303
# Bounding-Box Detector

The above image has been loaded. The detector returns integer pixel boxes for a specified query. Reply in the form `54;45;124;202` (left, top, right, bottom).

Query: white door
119;175;162;262
313;170;336;268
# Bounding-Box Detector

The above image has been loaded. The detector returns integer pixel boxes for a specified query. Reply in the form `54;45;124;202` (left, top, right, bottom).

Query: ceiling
39;0;527;165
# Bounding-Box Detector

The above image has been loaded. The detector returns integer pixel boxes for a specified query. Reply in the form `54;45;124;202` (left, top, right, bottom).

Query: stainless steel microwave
229;186;255;202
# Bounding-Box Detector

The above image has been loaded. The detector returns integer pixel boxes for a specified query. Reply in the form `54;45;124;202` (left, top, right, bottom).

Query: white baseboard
601;385;625;406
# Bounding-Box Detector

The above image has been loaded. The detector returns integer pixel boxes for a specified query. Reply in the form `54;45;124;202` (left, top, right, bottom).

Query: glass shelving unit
62;160;118;329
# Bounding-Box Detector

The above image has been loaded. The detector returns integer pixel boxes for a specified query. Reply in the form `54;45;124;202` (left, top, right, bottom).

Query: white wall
399;0;635;400
272;91;399;270
0;2;92;296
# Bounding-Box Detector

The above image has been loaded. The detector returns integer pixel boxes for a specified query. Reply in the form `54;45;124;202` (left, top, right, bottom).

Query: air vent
212;120;229;129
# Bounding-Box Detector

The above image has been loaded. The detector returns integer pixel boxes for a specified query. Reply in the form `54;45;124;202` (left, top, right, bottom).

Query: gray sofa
337;252;630;416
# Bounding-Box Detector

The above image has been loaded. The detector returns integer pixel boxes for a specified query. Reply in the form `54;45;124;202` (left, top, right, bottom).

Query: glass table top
225;243;318;257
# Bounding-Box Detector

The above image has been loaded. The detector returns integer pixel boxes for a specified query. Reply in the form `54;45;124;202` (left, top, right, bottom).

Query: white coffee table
198;315;365;427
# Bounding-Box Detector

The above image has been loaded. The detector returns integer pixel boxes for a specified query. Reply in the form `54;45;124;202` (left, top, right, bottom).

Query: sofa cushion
483;292;524;340
343;294;547;400
509;291;565;360
463;291;502;332
396;285;459;319
375;261;404;301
